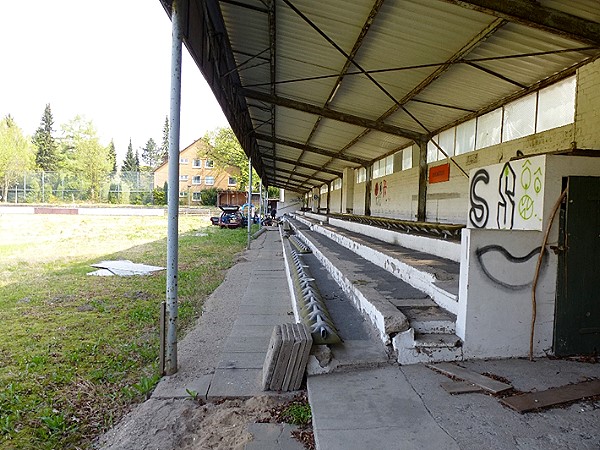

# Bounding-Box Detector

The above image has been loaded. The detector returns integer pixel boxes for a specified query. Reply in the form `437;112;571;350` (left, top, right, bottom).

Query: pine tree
33;104;59;171
121;139;138;172
160;115;169;164
135;150;140;171
107;139;117;172
141;138;161;169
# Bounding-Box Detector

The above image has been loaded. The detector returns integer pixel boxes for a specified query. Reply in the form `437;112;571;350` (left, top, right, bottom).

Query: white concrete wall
329;218;461;262
575;57;600;150
370;168;419;221
329;187;342;213
277;192;303;216
353;181;366;215
458;155;600;359
342;167;354;213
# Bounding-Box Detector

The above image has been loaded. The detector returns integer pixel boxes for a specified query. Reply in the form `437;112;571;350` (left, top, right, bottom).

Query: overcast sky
0;0;228;162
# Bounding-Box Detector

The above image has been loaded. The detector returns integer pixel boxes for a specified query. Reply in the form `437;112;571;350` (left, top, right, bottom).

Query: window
356;167;366;183
205;160;214;169
179;175;188;182
427;136;440;163
179;191;187;197
476;109;502;150
179;158;188;164
439;128;455;158
205;176;215;185
402;146;412;170
537;76;575;133
503;93;536;141
193;159;202;168
320;184;328;194
455;119;476;155
192;175;202;185
373;155;394;179
228;177;237;186
192;192;201;201
332;178;342;190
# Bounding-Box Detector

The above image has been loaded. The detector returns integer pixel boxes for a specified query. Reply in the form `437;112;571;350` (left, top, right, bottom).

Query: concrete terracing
287;214;462;365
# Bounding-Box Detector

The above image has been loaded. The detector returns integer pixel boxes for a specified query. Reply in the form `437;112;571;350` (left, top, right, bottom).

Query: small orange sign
429;163;450;183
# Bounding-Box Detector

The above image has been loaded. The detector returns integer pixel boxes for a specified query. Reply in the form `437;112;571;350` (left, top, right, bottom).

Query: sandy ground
96;245;295;450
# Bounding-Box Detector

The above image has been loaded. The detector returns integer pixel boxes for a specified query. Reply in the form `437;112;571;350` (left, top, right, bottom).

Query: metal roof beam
441;0;600;46
219;0;268;14
254;132;368;165
263;155;343;176
274;167;331;183
242;89;424;141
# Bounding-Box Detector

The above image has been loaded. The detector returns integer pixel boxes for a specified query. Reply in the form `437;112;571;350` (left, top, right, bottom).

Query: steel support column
165;0;183;376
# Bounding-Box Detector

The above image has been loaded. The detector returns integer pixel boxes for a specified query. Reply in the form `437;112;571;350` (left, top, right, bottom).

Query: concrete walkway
99;226;600;450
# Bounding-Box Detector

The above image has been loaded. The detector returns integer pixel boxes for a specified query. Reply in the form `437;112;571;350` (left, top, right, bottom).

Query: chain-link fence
1;171;157;205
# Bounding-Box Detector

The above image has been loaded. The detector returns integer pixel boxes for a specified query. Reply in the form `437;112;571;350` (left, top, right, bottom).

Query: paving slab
218;352;267;369
151;374;213;399
245;423;304;450
207;368;264;398
308;366;460;450
223;335;272;353
228;324;279;338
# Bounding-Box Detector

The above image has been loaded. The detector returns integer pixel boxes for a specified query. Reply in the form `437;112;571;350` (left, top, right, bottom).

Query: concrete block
282;323;302;391
289;324;312;389
262;325;282;390
269;324;293;391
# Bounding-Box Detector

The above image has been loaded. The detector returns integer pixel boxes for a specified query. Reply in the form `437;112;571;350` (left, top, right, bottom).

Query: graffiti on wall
374;179;388;206
468;156;544;230
475;244;547;290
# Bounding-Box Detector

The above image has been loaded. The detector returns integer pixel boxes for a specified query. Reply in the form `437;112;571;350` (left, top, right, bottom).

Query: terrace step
291;213;460;315
285;216;463;365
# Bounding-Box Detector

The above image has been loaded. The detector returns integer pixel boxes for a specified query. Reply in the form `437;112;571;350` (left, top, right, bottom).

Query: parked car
210;205;244;229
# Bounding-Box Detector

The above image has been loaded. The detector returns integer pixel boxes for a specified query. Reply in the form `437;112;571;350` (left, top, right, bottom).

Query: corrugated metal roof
163;0;600;192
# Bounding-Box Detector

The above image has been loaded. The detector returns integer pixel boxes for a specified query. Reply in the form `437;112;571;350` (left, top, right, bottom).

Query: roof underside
159;0;600;192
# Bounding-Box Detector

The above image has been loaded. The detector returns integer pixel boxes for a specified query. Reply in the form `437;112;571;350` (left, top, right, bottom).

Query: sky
0;0;229;163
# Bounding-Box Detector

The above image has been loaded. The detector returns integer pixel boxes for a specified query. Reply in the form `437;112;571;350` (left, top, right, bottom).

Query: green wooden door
554;177;600;356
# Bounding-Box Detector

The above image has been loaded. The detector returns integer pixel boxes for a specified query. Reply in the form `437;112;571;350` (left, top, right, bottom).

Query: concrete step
285;216;463;365
291;213;460;315
393;328;463;365
402;307;456;334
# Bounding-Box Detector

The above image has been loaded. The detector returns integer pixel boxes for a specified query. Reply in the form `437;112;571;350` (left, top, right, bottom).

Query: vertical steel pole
259;182;263;226
247;158;252;249
165;0;183;376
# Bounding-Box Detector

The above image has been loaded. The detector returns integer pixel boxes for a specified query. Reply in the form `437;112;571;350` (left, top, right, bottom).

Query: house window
192;192;201;201
503;93;536;141
179;157;189;164
476;109;502;150
179;175;188;182
228;177;237;186
320;184;328;194
192;159;202;168
205;176;215;185
179;191;187;197
537;76;575;133
192;175;202;185
205;160;214;169
332;178;342;190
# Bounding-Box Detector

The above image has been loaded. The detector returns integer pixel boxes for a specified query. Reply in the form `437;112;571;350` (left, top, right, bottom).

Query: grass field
0;212;252;449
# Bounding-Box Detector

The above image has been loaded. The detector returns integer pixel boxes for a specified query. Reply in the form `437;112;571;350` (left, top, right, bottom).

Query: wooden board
501;379;600;413
440;381;482;394
428;362;512;394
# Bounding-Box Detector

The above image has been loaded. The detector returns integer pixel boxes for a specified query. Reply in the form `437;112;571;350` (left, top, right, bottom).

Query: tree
107;139;117;172
60;116;112;201
160;115;169;164
0;115;35;202
32;104;60;171
121;139;138;172
202;127;258;191
141;138;161;169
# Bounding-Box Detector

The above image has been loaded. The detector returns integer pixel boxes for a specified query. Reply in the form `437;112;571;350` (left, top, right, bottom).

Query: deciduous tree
0;115;35;201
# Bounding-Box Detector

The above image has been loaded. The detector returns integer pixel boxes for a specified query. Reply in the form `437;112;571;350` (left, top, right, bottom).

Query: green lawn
0;213;252;449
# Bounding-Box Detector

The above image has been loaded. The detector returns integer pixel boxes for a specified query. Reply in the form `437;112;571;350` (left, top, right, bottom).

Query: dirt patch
177;396;279;449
